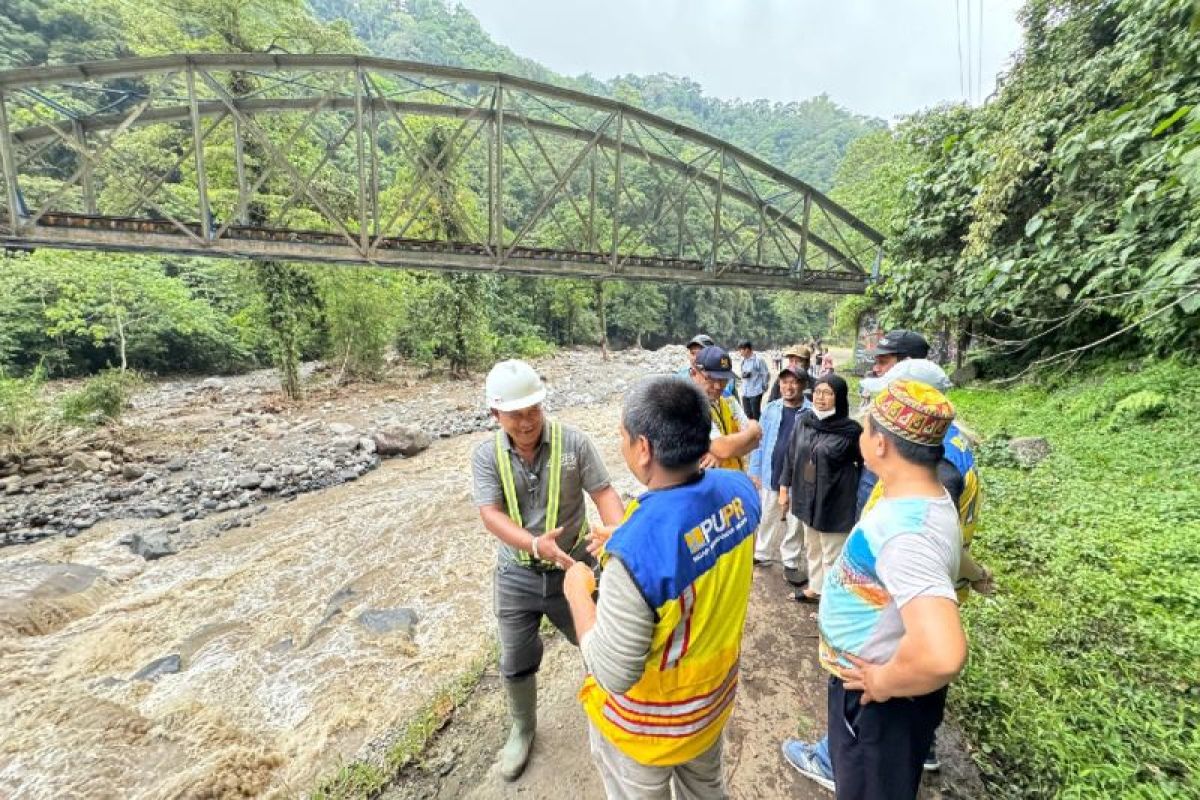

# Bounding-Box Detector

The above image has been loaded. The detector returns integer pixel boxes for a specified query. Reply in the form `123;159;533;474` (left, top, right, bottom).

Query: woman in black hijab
777;373;863;603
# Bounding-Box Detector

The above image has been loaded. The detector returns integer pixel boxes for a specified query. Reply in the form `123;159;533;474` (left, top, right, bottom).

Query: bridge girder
0;54;883;293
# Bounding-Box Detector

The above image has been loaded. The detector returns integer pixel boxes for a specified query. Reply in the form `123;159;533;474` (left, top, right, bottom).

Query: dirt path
383;560;987;800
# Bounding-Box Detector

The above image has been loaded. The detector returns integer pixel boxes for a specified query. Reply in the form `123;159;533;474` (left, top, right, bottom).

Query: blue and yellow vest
863;422;980;600
580;469;762;766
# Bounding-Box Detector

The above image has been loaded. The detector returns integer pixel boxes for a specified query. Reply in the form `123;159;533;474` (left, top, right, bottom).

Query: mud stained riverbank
0;401;640;799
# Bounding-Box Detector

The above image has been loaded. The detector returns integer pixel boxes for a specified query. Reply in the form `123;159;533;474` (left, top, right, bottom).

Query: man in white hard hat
472;359;625;781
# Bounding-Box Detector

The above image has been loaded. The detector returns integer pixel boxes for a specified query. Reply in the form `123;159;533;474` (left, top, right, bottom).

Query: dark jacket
779;375;862;532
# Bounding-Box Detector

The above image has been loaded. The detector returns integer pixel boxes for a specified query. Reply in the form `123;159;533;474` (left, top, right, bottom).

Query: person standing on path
768;345;813;403
855;330;931;515
783;380;968;800
737;340;770;421
690;345;762;471
564;375;763;799
472;359;626;781
778;374;863;603
748;367;812;587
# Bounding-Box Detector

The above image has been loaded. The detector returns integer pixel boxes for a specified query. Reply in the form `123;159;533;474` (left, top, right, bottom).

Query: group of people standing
471;328;988;800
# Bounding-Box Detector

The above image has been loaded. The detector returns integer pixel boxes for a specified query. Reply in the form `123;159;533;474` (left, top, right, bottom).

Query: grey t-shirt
472;419;611;564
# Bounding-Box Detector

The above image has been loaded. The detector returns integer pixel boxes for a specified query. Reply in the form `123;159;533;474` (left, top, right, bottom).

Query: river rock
64;452;101;473
1009;436;1052;468
372;425;432;458
132;654;182;681
200;377;225;390
236;473;262;490
93;450;114;461
121;463;146;480
165;457;187;472
259;475;279;492
357;607;419;637
329;422;356;436
330;436;359;455
129;529;177;560
4;476;20;495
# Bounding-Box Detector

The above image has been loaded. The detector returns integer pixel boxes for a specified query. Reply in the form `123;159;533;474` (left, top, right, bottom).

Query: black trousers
742;393;763;420
827;676;946;800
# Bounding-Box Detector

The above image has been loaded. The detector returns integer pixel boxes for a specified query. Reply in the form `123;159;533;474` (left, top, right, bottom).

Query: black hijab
808;374;860;436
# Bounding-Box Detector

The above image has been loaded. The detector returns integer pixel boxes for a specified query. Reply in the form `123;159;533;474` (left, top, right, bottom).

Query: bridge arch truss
0;54;882;293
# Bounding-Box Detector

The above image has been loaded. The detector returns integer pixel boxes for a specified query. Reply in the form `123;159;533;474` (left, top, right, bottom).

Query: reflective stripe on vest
494;420;585;568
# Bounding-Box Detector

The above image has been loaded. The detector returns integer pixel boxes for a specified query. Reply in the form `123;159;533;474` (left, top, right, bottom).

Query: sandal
793;590;820;604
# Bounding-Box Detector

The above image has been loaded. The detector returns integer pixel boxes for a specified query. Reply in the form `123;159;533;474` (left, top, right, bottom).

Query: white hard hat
485;359;546;411
860;358;953;397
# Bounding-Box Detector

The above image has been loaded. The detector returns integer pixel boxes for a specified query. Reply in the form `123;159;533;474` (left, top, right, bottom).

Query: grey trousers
493;561;580;680
587;723;727;800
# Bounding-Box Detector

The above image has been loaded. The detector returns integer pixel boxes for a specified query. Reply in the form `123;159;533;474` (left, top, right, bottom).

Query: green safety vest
495;420;587;569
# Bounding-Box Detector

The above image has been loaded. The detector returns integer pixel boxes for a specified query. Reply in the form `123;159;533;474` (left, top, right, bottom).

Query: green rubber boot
498;675;537;781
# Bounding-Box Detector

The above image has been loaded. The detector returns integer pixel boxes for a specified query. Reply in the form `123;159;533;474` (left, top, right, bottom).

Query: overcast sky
456;0;1026;121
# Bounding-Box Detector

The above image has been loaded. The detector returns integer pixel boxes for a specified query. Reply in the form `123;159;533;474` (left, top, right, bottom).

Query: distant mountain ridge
307;0;884;190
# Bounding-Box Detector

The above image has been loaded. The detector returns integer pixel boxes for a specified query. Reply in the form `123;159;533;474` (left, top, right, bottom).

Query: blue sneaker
782;738;835;792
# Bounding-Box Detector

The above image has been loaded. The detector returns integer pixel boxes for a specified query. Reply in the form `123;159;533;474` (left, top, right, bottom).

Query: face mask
813;406;837;420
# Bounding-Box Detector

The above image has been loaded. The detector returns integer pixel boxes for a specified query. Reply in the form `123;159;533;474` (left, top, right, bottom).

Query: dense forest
0;0;882;385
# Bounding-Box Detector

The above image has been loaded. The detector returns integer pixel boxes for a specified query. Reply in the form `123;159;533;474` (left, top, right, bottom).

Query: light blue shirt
748;396;812;488
739;352;770;397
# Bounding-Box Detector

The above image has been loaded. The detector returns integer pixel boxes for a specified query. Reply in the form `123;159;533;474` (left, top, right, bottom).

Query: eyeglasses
812;387;836;397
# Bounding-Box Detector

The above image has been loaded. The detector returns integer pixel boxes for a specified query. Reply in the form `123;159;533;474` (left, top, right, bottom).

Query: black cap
737;339;753;350
869;329;930;359
777;367;807;383
695;345;736;380
687;334;716;349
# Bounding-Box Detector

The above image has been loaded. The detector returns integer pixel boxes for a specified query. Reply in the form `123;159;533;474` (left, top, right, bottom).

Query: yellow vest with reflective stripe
710;397;745;471
494;420;586;569
580;470;761;766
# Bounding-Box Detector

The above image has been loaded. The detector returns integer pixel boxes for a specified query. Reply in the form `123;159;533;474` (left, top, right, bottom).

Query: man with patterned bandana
784;380;968;800
564;375;762;798
472;359;625;781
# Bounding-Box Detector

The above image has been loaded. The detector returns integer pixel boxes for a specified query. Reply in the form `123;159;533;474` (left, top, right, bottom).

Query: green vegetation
951;359;1200;798
828;0;1200;367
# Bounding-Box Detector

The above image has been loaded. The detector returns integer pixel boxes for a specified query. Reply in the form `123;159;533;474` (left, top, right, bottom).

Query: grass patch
948;358;1200;799
311;646;497;800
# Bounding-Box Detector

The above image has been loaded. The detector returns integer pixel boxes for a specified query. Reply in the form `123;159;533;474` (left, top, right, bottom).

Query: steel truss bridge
0;54;882;293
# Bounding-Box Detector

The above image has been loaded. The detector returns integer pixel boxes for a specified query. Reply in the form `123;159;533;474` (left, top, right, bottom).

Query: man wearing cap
783;380;968;800
767;345;813;403
690;345;762;471
678;334;735;398
737;340;770;421
472;359;626;780
748;366;811;585
855;330;932;515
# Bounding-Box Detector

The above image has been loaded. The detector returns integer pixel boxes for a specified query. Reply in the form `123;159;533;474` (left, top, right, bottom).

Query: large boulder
128;529;177;560
1008;436;1052;468
64;452;101;473
357;607;419;637
372;425;432;458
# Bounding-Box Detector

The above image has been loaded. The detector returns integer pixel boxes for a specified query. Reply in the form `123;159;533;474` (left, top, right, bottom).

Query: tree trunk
594;281;609;361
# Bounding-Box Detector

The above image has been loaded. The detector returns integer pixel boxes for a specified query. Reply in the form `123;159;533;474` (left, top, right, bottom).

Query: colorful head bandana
869;379;955;446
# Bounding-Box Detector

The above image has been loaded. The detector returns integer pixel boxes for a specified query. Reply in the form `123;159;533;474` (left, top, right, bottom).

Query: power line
977;0;985;104
955;0;965;101
965;0;974;103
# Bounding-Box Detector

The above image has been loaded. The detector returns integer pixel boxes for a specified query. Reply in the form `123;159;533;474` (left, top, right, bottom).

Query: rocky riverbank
1;346;684;554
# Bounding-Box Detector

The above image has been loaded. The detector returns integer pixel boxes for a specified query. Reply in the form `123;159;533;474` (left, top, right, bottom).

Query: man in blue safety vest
472;359;626;780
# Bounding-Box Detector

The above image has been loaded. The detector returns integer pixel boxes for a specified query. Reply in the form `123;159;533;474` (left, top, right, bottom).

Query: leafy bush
1107;389;1170;430
59;369;142;424
0;366;59;458
974;434;1020;469
949;358;1200;798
